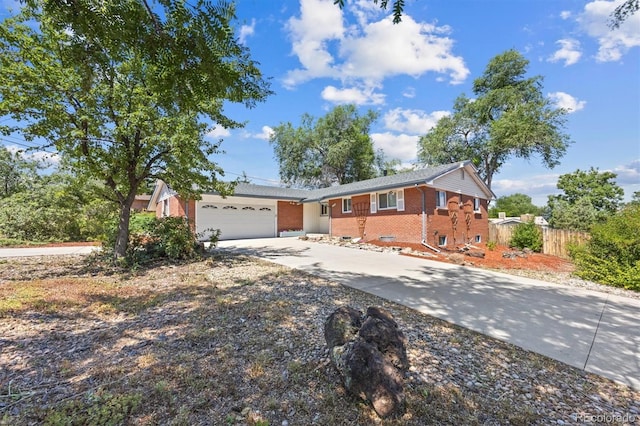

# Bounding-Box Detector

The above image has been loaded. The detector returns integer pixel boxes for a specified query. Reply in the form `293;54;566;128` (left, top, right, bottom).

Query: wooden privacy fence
488;223;590;258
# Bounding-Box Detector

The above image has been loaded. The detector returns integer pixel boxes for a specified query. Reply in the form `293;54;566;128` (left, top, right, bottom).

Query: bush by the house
509;220;542;252
105;215;220;266
569;204;640;291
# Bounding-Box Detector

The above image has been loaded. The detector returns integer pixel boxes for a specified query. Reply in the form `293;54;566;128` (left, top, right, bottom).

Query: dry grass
0;253;637;425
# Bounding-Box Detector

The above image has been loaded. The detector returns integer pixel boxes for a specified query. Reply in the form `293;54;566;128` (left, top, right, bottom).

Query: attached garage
195;195;277;240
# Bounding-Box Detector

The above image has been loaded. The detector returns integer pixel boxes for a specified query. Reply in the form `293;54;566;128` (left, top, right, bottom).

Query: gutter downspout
415;184;440;253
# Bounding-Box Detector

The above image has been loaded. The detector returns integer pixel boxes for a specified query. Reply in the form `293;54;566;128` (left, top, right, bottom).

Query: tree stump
324;306;409;418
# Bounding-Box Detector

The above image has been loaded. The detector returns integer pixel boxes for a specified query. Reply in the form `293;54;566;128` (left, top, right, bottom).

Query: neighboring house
148;161;496;249
131;194;152;212
490;213;549;227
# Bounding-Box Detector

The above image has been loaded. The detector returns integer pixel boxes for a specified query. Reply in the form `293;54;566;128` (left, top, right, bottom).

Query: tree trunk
113;196;135;260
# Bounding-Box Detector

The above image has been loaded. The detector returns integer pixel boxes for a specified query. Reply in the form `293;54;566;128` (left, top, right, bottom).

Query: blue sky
1;0;639;206
217;0;640;206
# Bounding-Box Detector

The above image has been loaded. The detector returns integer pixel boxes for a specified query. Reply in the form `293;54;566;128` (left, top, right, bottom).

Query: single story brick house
148;161;495;249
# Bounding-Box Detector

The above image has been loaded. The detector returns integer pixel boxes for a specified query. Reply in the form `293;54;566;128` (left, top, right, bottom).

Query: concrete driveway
218;237;640;390
0;246;97;257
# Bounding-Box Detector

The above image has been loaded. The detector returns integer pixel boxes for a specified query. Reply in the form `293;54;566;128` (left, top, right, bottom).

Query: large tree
418;50;571;190
547;167;624;231
270;105;379;188
0;1;271;259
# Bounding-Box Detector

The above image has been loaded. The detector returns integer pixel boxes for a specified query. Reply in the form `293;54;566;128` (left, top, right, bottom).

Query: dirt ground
1;254;638;425
367;241;574;273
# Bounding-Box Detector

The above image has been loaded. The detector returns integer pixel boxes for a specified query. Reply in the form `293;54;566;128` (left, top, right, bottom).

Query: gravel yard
0;252;638;425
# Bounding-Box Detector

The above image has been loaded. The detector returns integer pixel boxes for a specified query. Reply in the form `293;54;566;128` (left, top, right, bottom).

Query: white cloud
337;15;469;84
283;0;469;89
238;19;256;44
492;174;560;205
370;132;420;162
4;144;59;166
206;126;231;138
548;38;582;66
578;0;640;62
321;84;385;105
548;92;586;113
253;125;274;140
283;0;345;87
560;10;572;20
402;87;416;98
383;108;450;134
613;159;640;185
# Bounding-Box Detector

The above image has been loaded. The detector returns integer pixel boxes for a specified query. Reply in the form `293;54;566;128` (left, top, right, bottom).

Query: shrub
509;221;542;252
569;204;640;290
0;176;115;242
103;215;220;267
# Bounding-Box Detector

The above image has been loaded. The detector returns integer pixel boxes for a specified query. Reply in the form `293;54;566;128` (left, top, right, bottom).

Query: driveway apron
218;237;640;390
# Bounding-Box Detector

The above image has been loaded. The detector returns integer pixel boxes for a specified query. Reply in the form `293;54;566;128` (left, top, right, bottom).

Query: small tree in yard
0;1;271;260
509;221;542;252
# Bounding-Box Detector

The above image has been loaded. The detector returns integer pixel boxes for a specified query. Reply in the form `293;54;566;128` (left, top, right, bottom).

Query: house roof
149;160;496;209
490;216;549;226
302;161;489;202
230;183;309;200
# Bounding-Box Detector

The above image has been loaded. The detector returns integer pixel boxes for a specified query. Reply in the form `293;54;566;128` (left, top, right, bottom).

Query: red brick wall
329;187;488;248
155;196;196;230
277;201;303;233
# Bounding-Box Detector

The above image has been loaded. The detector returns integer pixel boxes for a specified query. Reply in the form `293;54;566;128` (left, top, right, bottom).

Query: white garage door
196;200;276;240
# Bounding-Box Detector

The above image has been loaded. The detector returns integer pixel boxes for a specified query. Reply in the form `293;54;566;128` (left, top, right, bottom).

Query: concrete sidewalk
0;246;98;257
218;237;640;390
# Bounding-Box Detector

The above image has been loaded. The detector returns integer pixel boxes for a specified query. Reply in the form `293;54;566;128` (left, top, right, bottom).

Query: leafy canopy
489;193;542;218
570;203;640;290
0;1;271;258
418;49;570;190
547;167;624;231
0;169;115;242
270;105;379;188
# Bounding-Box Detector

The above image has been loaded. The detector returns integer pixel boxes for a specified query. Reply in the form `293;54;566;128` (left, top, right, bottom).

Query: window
474;197;481;212
378;191;397;210
320;203;329;216
342;198;352;213
438;235;447;246
162;199;170;217
475;235;482;243
436;190;447;208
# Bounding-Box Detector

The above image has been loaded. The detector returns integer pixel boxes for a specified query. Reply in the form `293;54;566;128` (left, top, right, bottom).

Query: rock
325;306;408;418
323;306;363;349
358;307;409;371
465;250;485;258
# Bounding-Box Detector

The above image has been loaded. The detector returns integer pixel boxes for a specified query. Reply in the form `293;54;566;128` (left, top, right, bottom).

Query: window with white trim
342;198;352;213
436;190;447;208
320;203;329;216
475;235;482;243
378;191;397;210
162;199;170;217
438;235;447;246
474;197;481;212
